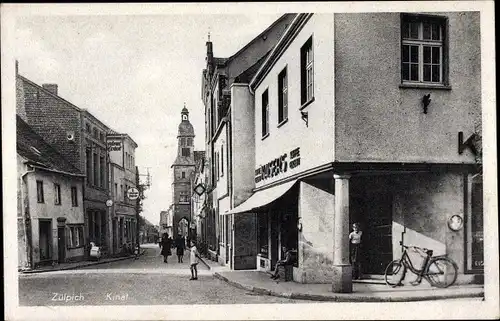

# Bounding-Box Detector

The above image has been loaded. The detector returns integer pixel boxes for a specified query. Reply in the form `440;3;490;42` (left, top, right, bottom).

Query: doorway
351;191;393;275
57;226;66;263
39;219;52;261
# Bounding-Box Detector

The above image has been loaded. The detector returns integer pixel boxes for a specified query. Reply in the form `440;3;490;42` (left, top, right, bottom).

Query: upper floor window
401;14;447;85
99;132;105;142
93;128;98;139
100;156;105;188
179;191;189;203
187;138;193;146
71;186;78;207
86;149;92;186
93;152;98;186
36;180;44;203
86;123;91;133
181;138;186;146
221;145;224;177
301;37;314;105
181;171;186;179
261;89;269;138
278;67;288;124
54;183;61;205
182;148;190;157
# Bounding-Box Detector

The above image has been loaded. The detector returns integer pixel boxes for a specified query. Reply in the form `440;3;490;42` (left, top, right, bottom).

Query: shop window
401;14;447;85
67;225;84;248
278;67;288;124
258;214;269;258
300;36;314;105
467;176;483;272
36;180;44;203
71;186;78;207
261;89;269;137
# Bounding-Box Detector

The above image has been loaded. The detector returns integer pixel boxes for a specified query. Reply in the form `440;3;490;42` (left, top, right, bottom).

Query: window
120;184;123;200
93;128;98;139
100;156;105;188
278;67;288;124
261;89;269;137
182;148;190;157
181;171;186;179
401;14;446;84
124;184;128;201
187;138;193;146
67;225;84;248
36;180;44;203
114;183;118;197
221;145;224;177
179;191;189;203
215;152;220;180
181;138;186;146
93;153;98;186
301;37;314;105
71;186;78;207
86;148;92;185
54;183;61;205
99;132;104;142
125;152;128;169
86;123;91;133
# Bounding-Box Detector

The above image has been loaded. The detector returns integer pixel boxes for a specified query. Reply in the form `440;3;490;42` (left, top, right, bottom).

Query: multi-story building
107;132;139;254
169;107;204;239
159;207;173;238
191;152;208;254
200;13;296;267
223;12;482;292
17;115;85;269
16;66;137;257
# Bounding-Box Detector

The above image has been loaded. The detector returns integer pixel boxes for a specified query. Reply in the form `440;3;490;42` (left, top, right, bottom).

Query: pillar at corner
332;174;352;293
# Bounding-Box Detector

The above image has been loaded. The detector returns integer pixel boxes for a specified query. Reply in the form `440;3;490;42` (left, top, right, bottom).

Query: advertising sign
127;187;140;200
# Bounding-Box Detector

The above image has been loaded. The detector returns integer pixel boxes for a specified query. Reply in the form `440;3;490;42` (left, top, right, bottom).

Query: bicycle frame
400;247;432;279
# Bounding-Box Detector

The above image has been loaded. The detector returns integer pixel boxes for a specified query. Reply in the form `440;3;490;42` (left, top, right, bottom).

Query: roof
234;50;272;83
178;121;195;137
171;155;195;167
16;115;84;176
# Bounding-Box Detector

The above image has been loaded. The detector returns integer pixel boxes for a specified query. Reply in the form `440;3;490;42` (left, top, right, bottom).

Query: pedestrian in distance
160;233;172;263
349;222;363;280
189;240;200;280
175;233;185;263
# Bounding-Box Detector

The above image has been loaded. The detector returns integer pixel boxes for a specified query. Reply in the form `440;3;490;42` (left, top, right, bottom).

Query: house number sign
255;147;301;183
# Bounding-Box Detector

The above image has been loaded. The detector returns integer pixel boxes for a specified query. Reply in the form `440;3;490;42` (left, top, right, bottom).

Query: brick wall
21;77;82;169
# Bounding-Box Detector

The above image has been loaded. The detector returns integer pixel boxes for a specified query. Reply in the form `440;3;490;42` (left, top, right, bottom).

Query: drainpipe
20;166;35;270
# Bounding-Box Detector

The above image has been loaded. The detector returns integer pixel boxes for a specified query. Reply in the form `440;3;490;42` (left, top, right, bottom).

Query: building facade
17;115;85;269
159;207;173;238
107;132;139;254
200;13;296;266
224;12;482;291
17;67;138;258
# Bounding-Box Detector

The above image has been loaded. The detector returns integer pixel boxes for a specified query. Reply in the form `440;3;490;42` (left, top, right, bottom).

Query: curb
20;249;147;274
213;272;484;302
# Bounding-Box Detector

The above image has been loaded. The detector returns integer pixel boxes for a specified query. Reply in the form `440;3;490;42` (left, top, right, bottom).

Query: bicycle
384;241;458;288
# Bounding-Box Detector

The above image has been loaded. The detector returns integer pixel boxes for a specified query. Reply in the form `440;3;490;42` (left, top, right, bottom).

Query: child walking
189;240;199;280
349;223;363;280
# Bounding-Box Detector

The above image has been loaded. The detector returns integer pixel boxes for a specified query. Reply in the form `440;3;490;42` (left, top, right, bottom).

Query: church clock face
182;115;187;120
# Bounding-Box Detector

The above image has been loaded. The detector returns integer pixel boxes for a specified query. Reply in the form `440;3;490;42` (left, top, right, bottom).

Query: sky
14;12;282;225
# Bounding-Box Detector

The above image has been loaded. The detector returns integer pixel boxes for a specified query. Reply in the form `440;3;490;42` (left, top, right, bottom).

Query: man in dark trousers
175;234;186;263
270;246;296;280
160;234;172;263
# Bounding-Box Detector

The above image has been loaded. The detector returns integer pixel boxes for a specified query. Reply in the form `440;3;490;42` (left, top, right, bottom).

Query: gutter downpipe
20;166;35;270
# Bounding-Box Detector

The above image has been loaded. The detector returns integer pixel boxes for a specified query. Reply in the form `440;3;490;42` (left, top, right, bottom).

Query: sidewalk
20;249;146;274
213;270;484;302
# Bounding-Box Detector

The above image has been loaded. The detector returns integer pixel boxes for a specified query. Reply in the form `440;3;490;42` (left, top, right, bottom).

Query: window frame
261;88;269;138
400;13;449;88
67;224;84;249
93;152;98;187
221;145;224;177
278;66;288;126
300;36;314;107
71;186;78;207
54;183;61;205
36;180;44;203
100;155;105;188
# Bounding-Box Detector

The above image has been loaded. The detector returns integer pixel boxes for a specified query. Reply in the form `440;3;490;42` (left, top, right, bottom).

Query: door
363;193;393;274
39;220;52;261
58;227;66;263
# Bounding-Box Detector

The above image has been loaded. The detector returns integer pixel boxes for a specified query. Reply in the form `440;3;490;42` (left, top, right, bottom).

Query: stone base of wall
234;255;257;270
456;273;484;285
293;266;335;284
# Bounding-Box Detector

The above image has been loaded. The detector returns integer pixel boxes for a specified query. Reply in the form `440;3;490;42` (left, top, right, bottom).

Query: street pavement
18;244;308;305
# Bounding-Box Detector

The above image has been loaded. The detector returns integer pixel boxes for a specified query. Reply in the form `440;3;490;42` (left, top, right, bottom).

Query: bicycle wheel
384;260;406;287
425;257;458;288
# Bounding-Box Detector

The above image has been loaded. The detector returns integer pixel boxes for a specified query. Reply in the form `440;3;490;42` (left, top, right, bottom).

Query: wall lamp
301;111;309;127
422;94;431;114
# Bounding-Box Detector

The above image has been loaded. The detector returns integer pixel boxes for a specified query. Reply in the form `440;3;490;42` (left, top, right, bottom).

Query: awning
223;180;297;215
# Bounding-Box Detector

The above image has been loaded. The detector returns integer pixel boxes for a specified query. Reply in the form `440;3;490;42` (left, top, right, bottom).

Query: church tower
171;105;196;238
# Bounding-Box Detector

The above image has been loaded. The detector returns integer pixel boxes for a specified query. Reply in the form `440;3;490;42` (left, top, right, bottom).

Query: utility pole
135;166;140;257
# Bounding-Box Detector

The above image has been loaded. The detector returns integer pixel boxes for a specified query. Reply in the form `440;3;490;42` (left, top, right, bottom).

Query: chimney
15;60;19;75
42;84;58;96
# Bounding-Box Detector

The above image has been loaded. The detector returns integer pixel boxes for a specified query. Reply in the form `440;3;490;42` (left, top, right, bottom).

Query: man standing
175;234;185;263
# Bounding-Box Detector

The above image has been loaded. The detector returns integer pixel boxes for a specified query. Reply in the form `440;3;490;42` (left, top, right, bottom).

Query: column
332;174;352;293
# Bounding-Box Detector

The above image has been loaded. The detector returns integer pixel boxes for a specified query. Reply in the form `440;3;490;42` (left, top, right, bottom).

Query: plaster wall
295;181;335;283
254;14;335;188
334;12;481;163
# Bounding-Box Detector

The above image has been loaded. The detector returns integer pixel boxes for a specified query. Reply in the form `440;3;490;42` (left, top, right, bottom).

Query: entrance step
353;274;386;285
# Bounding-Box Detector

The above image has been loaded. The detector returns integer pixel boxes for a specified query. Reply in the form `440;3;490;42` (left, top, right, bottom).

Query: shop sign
107;140;122;151
255;147;301;183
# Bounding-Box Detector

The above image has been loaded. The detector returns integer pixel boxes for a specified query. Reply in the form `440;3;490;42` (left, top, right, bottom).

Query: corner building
226;13;483;292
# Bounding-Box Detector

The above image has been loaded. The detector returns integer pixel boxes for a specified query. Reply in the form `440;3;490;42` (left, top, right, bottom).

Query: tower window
182;148;190;157
181;171;186;179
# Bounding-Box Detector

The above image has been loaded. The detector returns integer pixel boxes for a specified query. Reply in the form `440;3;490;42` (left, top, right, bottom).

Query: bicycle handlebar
399;241;431;253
